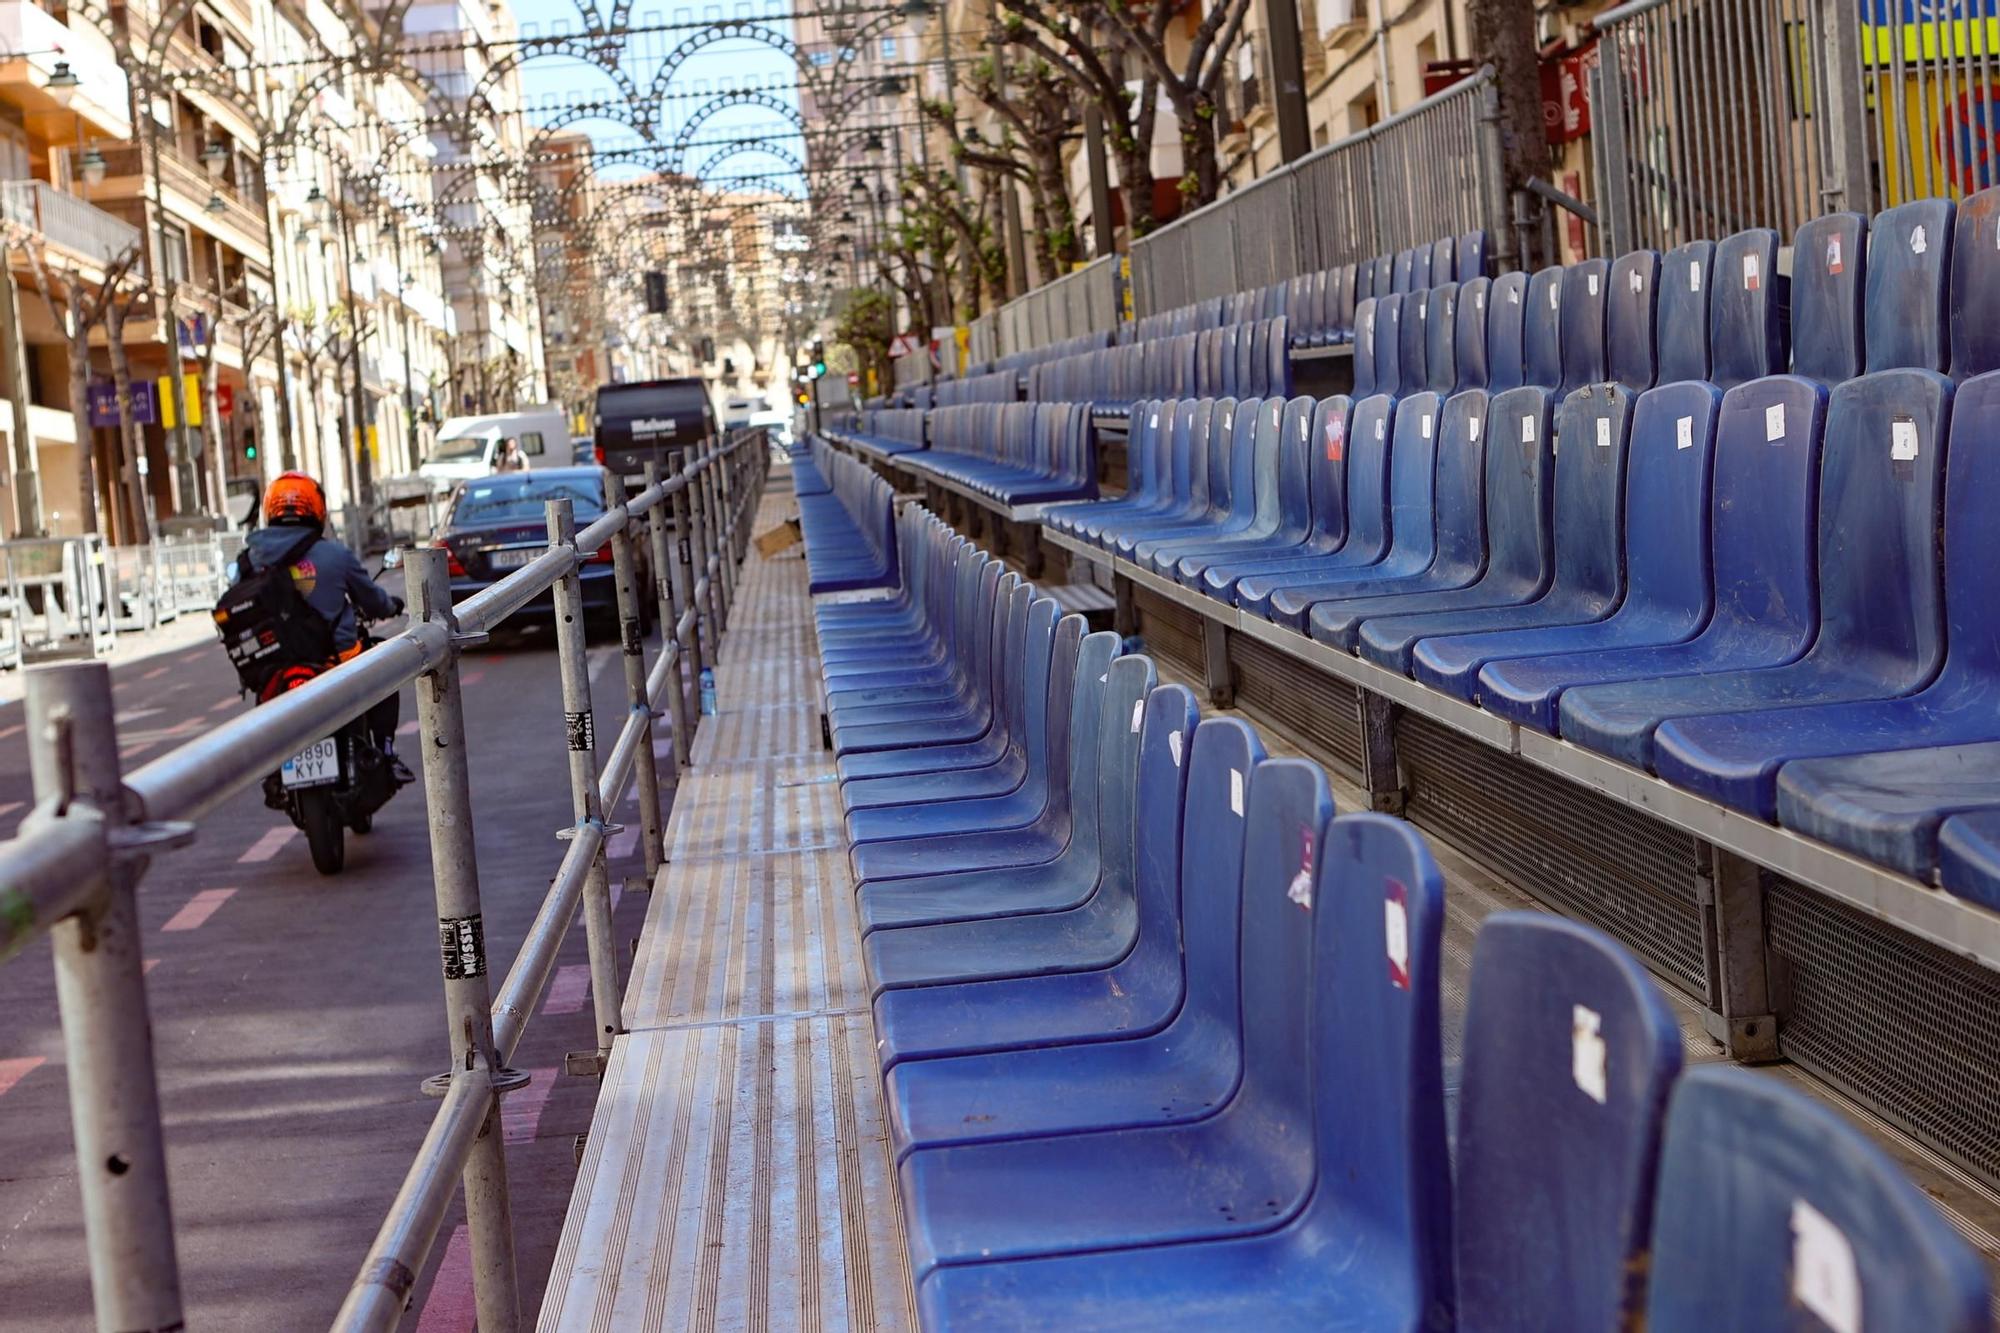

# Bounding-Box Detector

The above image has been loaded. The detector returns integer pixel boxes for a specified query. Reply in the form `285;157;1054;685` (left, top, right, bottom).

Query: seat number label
1521;414;1536;444
1892;418;1921;461
1827;237;1843;273
1288;828;1314;911
1689;260;1702;291
1596;417;1612;448
1229;768;1244;816
1743;253;1761;290
1791;1200;1861;1333
1572;1004;1608;1104
1677;416;1694;450
1767;403;1787;442
1421;414;1433;440
1325;420;1344;461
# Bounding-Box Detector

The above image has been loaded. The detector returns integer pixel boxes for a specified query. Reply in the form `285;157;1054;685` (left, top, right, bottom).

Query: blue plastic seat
1791;212;1867;384
1133;398;1264;576
1088;400;1200;551
1778;740;2000;891
1442;381;1719;713
1374;252;1395;303
1329;263;1356;342
1047;400;1168;543
1566;370;1947;779
1865;197;1953;373
1393;383;1631;687
1425;283;1458;392
1352;298;1379;395
1454;276;1492;391
1523;266;1564;389
1559;259;1609;394
1269;389;1488;634
1950;184;2000;378
1655;367;1983;819
1172;397;1318;586
1374;293;1404;401
1410;244;1433;292
1430;235;1455;288
1200;396;1357;602
1457;229;1487;280
1606;249;1660;391
1485;270;1529;390
1941;811;2000;908
1392;248;1414;293
1397;288;1429;394
1310;387;1555;663
1242;393;1405;626
1710;228;1785;388
1656;240;1713;383
1454;912;1683;1331
795;439;901;593
1645;1065;1990;1333
915;814;1451;1332
1109;400;1226;560
896;757;1333;1278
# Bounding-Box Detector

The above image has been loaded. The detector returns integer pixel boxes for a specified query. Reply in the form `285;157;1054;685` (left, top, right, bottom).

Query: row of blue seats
797;502;1989;1331
1026;315;1294;411
1047;378;2000;907
963;328;1113;383
890;402;1098;506
930;368;1019;408
790;438;897;594
837;406;926;456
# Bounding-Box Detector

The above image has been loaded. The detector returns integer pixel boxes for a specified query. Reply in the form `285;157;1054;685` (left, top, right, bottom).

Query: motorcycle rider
240;471;414;785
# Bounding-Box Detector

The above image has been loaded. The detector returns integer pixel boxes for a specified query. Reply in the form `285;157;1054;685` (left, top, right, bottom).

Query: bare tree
1468;0;1548;265
962;44;1085;275
102;295;153;544
1095;0;1255;208
919;100;1062;286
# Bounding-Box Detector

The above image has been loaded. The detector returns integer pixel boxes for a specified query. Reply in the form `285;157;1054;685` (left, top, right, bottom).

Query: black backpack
213;529;336;697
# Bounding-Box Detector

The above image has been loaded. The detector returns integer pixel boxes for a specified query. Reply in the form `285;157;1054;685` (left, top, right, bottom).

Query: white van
416;407;570;488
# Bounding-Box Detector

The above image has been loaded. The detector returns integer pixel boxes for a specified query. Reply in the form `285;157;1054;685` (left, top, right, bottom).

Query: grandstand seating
931;368;1022;407
791;438;898;594
783;490;1991;1330
906;402;1097;506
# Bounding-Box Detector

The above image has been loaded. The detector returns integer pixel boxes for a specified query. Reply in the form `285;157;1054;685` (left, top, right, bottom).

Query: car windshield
451;476;604;525
428;433;490;463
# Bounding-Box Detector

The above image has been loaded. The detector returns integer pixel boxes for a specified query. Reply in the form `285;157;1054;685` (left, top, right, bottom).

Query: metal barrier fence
1130;67;1504;314
0;535;114;662
0;428;770;1332
105;538;234;633
994;255;1124;358
1590;0;1985;256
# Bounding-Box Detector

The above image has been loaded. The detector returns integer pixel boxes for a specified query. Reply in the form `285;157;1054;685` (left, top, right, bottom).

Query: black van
592;378;718;478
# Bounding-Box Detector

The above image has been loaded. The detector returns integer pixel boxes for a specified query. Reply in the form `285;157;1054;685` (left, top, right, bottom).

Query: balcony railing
0;180;142;268
90;142;268;248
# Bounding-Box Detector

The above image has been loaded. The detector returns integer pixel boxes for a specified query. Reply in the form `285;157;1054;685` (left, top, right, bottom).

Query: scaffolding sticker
1421;413;1433;440
1790;1199;1862;1333
1572;1004;1608;1104
565;710;595;751
1827;236;1843;274
438;913;486;980
1689;260;1702;292
1385;879;1410;989
1767;402;1787;442
1229;767;1244;816
1596;416;1612;448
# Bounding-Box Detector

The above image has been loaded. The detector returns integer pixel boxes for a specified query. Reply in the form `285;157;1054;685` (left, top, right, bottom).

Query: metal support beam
1113;574;1138;639
1200;616;1234;707
646;461;693;774
1083;105;1117;258
1263;0;1313;164
603;472;665;881
1697;844;1781;1063
1356;689;1406;815
1819;1;1871;213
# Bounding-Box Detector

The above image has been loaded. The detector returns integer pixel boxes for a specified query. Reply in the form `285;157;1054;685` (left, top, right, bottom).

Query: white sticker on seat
1229;767;1244;816
1892;418;1920;460
1521;414;1536;443
1629;269;1643;293
1300;415;1310;440
1470;415;1482;441
1476;290;1486;311
1826;237;1843;274
1791;1200;1862;1333
1549;283;1560;309
1572;1004;1608;1104
1509;284;1520;304
1131;699;1144;733
1168;730;1183;767
1689;260;1702;291
1912;224;1928;254
1287;828;1314;910
1587;272;1600;296
1375;416;1386;440
1385;880;1410;988
1421;414;1434;439
1596;417;1612;448
1766;402;1786;441
1743;253;1761;290
1677;415;1694;450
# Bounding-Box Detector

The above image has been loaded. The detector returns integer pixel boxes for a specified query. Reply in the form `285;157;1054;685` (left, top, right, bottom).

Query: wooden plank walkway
538;476;918;1333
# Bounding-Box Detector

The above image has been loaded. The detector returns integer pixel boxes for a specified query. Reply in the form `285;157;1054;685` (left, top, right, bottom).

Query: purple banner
87;380;157;428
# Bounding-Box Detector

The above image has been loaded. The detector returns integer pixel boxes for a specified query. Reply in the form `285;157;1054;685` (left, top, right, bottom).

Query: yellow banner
156;374;202;428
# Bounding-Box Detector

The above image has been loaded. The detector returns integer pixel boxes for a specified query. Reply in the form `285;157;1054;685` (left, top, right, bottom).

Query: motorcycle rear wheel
298;790;345;875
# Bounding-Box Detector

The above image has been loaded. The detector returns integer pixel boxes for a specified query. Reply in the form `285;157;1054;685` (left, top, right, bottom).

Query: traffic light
243;428;257;462
810;340;826;378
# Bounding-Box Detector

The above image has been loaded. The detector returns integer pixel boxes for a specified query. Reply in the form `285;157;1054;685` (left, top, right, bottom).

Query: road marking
605;827;638;861
118;742;157;762
209;697;238;713
541;964;590;1015
143;959;160;975
141;666;170;680
501;1066;561;1145
459;668;485;688
114;709;161;724
396;720;419;736
414;1225;474;1333
0;801;23;819
0;723;22;741
163;888;236;932
237;828;297;863
0;1056;45;1098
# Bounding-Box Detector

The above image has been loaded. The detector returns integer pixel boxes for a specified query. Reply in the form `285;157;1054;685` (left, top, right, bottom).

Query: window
160;223;191;283
519;430;545;455
880;36;896;58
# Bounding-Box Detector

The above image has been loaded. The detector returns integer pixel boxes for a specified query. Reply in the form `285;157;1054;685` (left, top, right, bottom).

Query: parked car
414;407;569;489
593;378;717;479
432;466;650;636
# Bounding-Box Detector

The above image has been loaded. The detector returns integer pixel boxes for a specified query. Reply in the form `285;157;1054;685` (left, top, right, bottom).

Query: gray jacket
239;524;399;652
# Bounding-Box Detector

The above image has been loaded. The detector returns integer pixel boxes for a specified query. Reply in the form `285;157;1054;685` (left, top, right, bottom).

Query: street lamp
45;60;79;93
78;147;106;186
204;192;226;214
199;140;228;178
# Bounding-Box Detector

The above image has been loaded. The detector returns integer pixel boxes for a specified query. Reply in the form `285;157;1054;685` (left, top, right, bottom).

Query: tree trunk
103;301;149;544
1182;91;1224;207
1121;80;1160;238
1467;0;1547;266
1023;182;1057;287
1036;155;1083;273
64;285;99;535
201;346;223;512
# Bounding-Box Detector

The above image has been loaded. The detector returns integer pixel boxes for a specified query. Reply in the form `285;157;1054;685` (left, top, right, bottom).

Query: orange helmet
263;471;326;527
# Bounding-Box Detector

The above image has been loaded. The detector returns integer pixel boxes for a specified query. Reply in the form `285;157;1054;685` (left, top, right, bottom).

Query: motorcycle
259;621;407;875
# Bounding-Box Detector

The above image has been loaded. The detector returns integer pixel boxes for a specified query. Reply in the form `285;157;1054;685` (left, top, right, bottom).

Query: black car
434;466;651;634
593;377;717;478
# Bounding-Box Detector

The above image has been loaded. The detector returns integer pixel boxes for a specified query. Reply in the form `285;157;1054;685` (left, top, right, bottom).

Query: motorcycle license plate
488;547;537;570
281;737;340;789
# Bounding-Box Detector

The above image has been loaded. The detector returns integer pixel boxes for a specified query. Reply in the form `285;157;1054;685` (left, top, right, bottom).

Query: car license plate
488;547;537;570
281;737;340;788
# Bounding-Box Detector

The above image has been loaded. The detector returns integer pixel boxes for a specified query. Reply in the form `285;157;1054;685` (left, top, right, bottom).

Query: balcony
0;178;141;268
0;0;131;137
88;140;269;257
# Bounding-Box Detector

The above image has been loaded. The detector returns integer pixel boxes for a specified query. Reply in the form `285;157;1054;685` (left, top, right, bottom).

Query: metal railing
0;428;770;1333
994;256;1123;359
1130;67;1503;314
0;180;143;268
0;534;114;662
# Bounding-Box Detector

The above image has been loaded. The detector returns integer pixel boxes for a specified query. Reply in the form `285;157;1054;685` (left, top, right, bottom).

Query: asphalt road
0;584;677;1331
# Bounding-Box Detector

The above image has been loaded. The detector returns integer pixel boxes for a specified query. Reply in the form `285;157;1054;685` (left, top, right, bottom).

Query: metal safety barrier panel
1130;68;1504;315
996;256;1123;360
0;428;771;1333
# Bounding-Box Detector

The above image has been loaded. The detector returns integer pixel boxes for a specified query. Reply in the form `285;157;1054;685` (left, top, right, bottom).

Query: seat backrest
1042;616;1101;813
1179;717;1269;1048
1308;395;1356;548
1607;249;1661;392
1646;1065;1991;1333
1386;390;1444;569
1523;266;1565;390
1655;240;1714;384
1267;315;1294;398
1341;394;1398;561
1429;236;1455;290
1305;813;1452;1313
1622;380;1722;632
1331;262;1356;341
1549;382;1633;605
1392;247;1415;293
1233;757;1334;1138
1424;284;1458;393
1865;197;1954;373
1237;319;1262;396
1398;290;1430;395
1559;259;1611;394
1709;375;1827;640
1374;293;1404;402
1271;395;1319;541
1454;277;1492;391
1709;229;1785;388
1485;271;1529;391
1806;368;1952;680
1949;185;2000;378
1791;211;1868;383
1374;252;1395;299
1130;682;1200;984
1352;298;1379;396
1355;255;1377;304
1457;229;1488;280
1454;911;1684;1330
1434;389;1492;576
1482;385;1558;591
1086;652;1158;876
1410;245;1433;292
1933;369;2000;681
1182;398;1216;512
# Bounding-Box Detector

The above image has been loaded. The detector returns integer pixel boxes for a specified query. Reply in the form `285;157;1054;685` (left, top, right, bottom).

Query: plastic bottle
699;666;717;715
